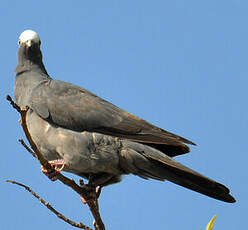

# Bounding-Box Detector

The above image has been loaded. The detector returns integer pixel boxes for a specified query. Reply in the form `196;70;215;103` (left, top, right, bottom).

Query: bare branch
6;94;21;112
7;95;106;230
19;139;37;158
6;179;92;230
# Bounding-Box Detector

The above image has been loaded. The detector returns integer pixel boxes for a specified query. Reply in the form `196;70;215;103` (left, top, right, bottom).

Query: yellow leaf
206;215;217;230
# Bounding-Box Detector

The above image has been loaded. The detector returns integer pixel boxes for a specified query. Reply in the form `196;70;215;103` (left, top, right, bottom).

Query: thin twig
6;95;20;112
6;179;92;230
19;139;37;158
7;95;106;230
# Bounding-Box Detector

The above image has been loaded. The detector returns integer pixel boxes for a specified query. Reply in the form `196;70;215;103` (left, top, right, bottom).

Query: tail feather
147;158;235;203
120;141;236;203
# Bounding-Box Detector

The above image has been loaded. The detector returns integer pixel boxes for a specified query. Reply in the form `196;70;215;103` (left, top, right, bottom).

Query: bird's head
17;30;42;61
18;30;41;48
15;30;48;75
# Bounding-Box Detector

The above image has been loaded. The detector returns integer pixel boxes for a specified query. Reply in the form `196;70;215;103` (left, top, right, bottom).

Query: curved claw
41;159;66;181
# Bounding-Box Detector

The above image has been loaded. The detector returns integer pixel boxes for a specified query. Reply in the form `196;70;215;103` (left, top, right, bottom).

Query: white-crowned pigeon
14;30;235;203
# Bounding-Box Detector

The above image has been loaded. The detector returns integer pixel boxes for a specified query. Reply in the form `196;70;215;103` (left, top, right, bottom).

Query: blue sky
1;1;246;229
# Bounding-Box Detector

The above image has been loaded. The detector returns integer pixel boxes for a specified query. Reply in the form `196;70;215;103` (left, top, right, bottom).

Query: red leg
41;159;66;181
80;196;87;204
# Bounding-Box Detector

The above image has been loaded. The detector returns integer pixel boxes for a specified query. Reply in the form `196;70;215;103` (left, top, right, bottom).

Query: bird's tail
120;141;235;203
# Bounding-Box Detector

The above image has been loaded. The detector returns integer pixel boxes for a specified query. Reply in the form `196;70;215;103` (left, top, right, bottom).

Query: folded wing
30;79;196;157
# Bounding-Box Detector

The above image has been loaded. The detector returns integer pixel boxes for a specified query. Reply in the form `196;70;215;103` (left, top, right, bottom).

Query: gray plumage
14;30;235;203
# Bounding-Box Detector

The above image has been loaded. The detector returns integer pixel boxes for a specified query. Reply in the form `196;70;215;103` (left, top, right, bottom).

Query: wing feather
30;79;195;156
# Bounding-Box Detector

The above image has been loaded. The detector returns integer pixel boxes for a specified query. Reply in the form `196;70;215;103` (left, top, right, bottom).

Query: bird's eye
18;39;21;45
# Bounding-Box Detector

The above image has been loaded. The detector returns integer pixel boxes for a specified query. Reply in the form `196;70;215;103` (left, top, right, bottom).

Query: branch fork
6;95;105;230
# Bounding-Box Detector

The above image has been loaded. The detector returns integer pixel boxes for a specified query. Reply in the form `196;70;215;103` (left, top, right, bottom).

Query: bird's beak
18;40;33;47
26;40;32;47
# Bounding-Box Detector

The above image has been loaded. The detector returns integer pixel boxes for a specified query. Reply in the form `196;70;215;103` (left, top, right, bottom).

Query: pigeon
14;30;235;203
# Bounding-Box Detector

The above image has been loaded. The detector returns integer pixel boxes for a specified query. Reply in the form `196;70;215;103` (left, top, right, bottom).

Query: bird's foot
79;179;102;204
41;159;66;181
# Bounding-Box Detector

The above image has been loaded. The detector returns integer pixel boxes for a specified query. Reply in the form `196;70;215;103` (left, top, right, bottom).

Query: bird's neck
15;45;49;76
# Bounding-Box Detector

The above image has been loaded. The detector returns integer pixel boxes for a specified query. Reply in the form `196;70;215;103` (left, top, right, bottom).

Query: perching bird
14;30;235;203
